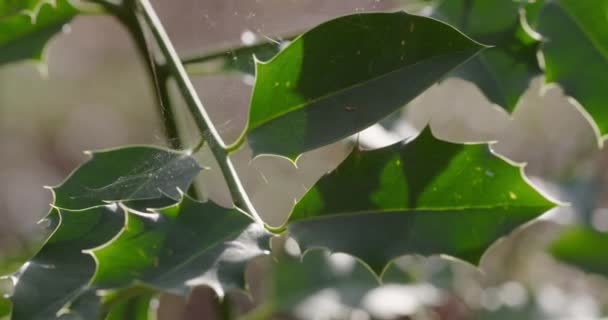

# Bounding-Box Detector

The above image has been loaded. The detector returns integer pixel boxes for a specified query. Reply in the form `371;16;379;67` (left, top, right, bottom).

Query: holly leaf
90;196;271;297
244;11;484;160
286;128;556;273
551;226;608;277
56;291;101;320
52;146;202;210
537;0;608;135
9;206;124;320
0;0;79;66
432;0;541;111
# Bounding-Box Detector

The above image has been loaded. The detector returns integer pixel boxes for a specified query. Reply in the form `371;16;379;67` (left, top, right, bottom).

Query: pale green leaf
52;146;202;210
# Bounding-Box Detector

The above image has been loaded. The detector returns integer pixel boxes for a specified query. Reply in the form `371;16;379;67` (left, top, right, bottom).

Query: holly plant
1;0;607;319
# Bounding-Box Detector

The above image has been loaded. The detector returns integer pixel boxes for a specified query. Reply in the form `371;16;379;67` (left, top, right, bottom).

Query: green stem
97;0;203;198
92;0;183;150
180;32;298;74
137;0;262;223
118;2;183;150
154;65;183;150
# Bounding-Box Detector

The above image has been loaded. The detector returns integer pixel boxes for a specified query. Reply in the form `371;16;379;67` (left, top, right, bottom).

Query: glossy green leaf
244;11;484;160
433;0;541;111
10;206;124;320
537;0;608;135
90;196;271;297
52;146;202;210
551;226;608;277
286;128;556;273
0;0;79;65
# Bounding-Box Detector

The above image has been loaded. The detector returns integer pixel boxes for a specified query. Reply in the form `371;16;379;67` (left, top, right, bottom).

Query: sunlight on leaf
91;196;271;297
537;0;608;136
286;128;556;273
243;11;484;160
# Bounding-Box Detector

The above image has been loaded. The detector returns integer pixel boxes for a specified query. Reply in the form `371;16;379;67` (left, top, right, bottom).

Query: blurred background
1;0;608;319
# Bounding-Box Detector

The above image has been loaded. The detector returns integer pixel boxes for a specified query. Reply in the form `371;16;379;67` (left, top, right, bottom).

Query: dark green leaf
551;226;608;277
57;291;101;320
52;146;202;210
244;11;484;160
433;0;541;111
537;0;608;135
90;196;271;297
10;206;124;320
287;128;555;273
0;0;79;65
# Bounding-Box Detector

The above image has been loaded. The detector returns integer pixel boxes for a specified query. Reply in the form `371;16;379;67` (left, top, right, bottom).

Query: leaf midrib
289;204;553;224
250;45;480;131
